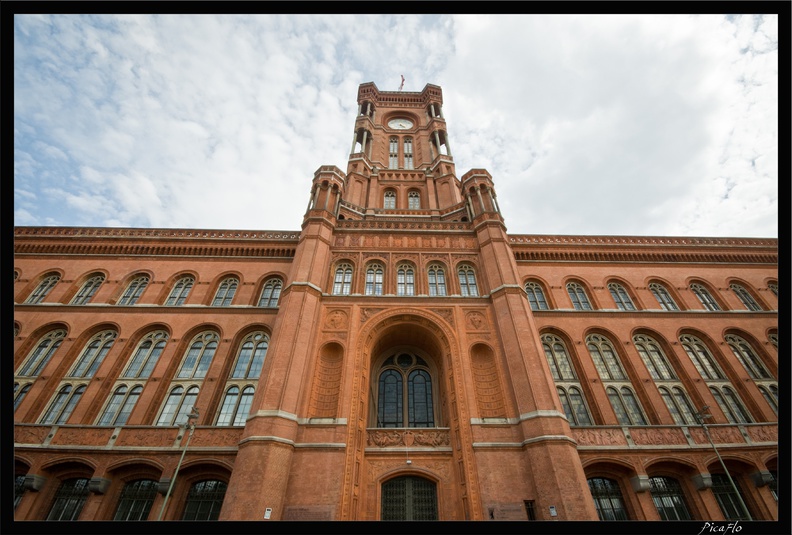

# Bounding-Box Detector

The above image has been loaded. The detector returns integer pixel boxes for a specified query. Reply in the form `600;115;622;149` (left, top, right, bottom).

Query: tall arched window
709;385;751;424
216;386;255;426
258;278;282;307
767;282;778;297
690;283;721;311
404;138;414;169
122;331;168;379
166;276;194;306
14;383;31;411
216;332;268;426
40;384;87;424
725;334;771;379
384;190;396;209
333;263;353;295
182;480;227;521
97;385;143;426
68;330;117;378
633;334;676;381
396;264;415;296
649;476;692;520
375;352;435;428
16;329;66;377
659;386;697;425
408;190;420;209
566;282;592;310
607;386;647;425
71;275;104;305
389;137;399;169
730;283;762;311
212;277;238;306
156;385;199;426
586;334;626;381
758;385;779;414
118;276;149;305
608;282;636;310
525;281;549;310
588;477;629;520
457;265;478;296
365;264;384;296
427;264;447;296
177;332;218;379
679;335;723;380
649;282;679;311
542;334;577;381
230;332;268;379
114;479;158;521
25;274;60;304
557;385;593;425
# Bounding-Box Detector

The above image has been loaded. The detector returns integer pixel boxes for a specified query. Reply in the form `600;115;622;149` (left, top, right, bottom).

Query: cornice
509;234;777;248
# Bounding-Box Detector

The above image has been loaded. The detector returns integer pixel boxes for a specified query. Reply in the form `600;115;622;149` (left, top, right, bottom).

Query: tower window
365;264;384;296
457;265;478;296
384;190;396;209
389;137;399;169
333;263;353;295
408;190;420;210
397;264;415;296
427;264;447;296
404;138;413;169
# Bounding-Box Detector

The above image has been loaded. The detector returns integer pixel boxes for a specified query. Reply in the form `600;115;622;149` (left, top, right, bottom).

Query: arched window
166;276;194;306
649;476;692;520
71;275;104;305
586;334;626;381
216;386;255;426
633;334;676;381
182;480;227;521
557;385;593;425
97;385;143;426
541;334;577;381
427;264;447;296
40;384;87;424
525;281;549;310
258;278;282;307
333;263;353;295
709;386;751;424
730;283;762;311
384;190;396;209
588;478;629;520
177;332;218;379
767;282;778;297
649;282;679;311
114;479;158;521
25;274;60;304
68;330;117;378
690;283;721;311
17;329;66;377
711;473;752;521
608;282;635;310
768;333;778;349
365;264;384;296
408;190;420;209
212;277;238;306
396;264;415;296
659;386;697;425
457;265;478;296
47;478;90;520
679;335;723;380
122;331;168;379
566;282;592;310
230;332;268;379
404;138;414;170
14;383;31;411
758;385;778;415
389;138;399;169
375;352;435;428
118;276;149;305
725;334;771;379
156;385;199;426
607;386;647;425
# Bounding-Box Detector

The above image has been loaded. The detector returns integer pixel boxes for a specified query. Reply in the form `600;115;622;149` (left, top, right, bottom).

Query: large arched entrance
381;475;438;520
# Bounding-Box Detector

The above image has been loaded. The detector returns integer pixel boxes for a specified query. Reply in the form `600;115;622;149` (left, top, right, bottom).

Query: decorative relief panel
465;311;486;331
746;425;777;444
690;426;745;445
360;308;385;323
367;429;451;448
325;310;349;331
430;308;454;327
630;427;687;446
573;428;628;446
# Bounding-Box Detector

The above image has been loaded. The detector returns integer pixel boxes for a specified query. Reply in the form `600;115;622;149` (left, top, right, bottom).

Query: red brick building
13;82;778;523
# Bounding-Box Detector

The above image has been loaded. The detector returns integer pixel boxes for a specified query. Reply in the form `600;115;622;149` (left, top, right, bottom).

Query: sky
13;14;779;238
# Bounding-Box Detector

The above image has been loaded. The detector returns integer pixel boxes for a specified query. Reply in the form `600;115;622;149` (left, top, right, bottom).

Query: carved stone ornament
466;311;485;330
325;310;348;330
367;429;450;448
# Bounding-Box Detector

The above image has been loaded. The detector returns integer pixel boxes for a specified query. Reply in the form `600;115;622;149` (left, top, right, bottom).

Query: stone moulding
367;428;451;448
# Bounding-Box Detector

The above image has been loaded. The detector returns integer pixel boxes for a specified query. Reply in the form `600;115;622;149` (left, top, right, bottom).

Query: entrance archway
381;475;438;520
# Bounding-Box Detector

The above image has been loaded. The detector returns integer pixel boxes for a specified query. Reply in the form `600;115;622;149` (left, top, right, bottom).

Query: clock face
388;118;413;130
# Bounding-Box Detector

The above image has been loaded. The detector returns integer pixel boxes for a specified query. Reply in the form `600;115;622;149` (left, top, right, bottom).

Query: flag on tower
399;75;405;91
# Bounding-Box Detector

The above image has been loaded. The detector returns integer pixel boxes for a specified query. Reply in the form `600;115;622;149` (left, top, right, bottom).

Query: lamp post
157;407;199;521
693;406;753;521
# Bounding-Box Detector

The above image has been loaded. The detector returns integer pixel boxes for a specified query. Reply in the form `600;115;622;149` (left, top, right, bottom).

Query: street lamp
693;406;753;521
157;407;200;521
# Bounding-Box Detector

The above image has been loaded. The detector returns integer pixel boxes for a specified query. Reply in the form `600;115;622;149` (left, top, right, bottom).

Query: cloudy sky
14;14;778;238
